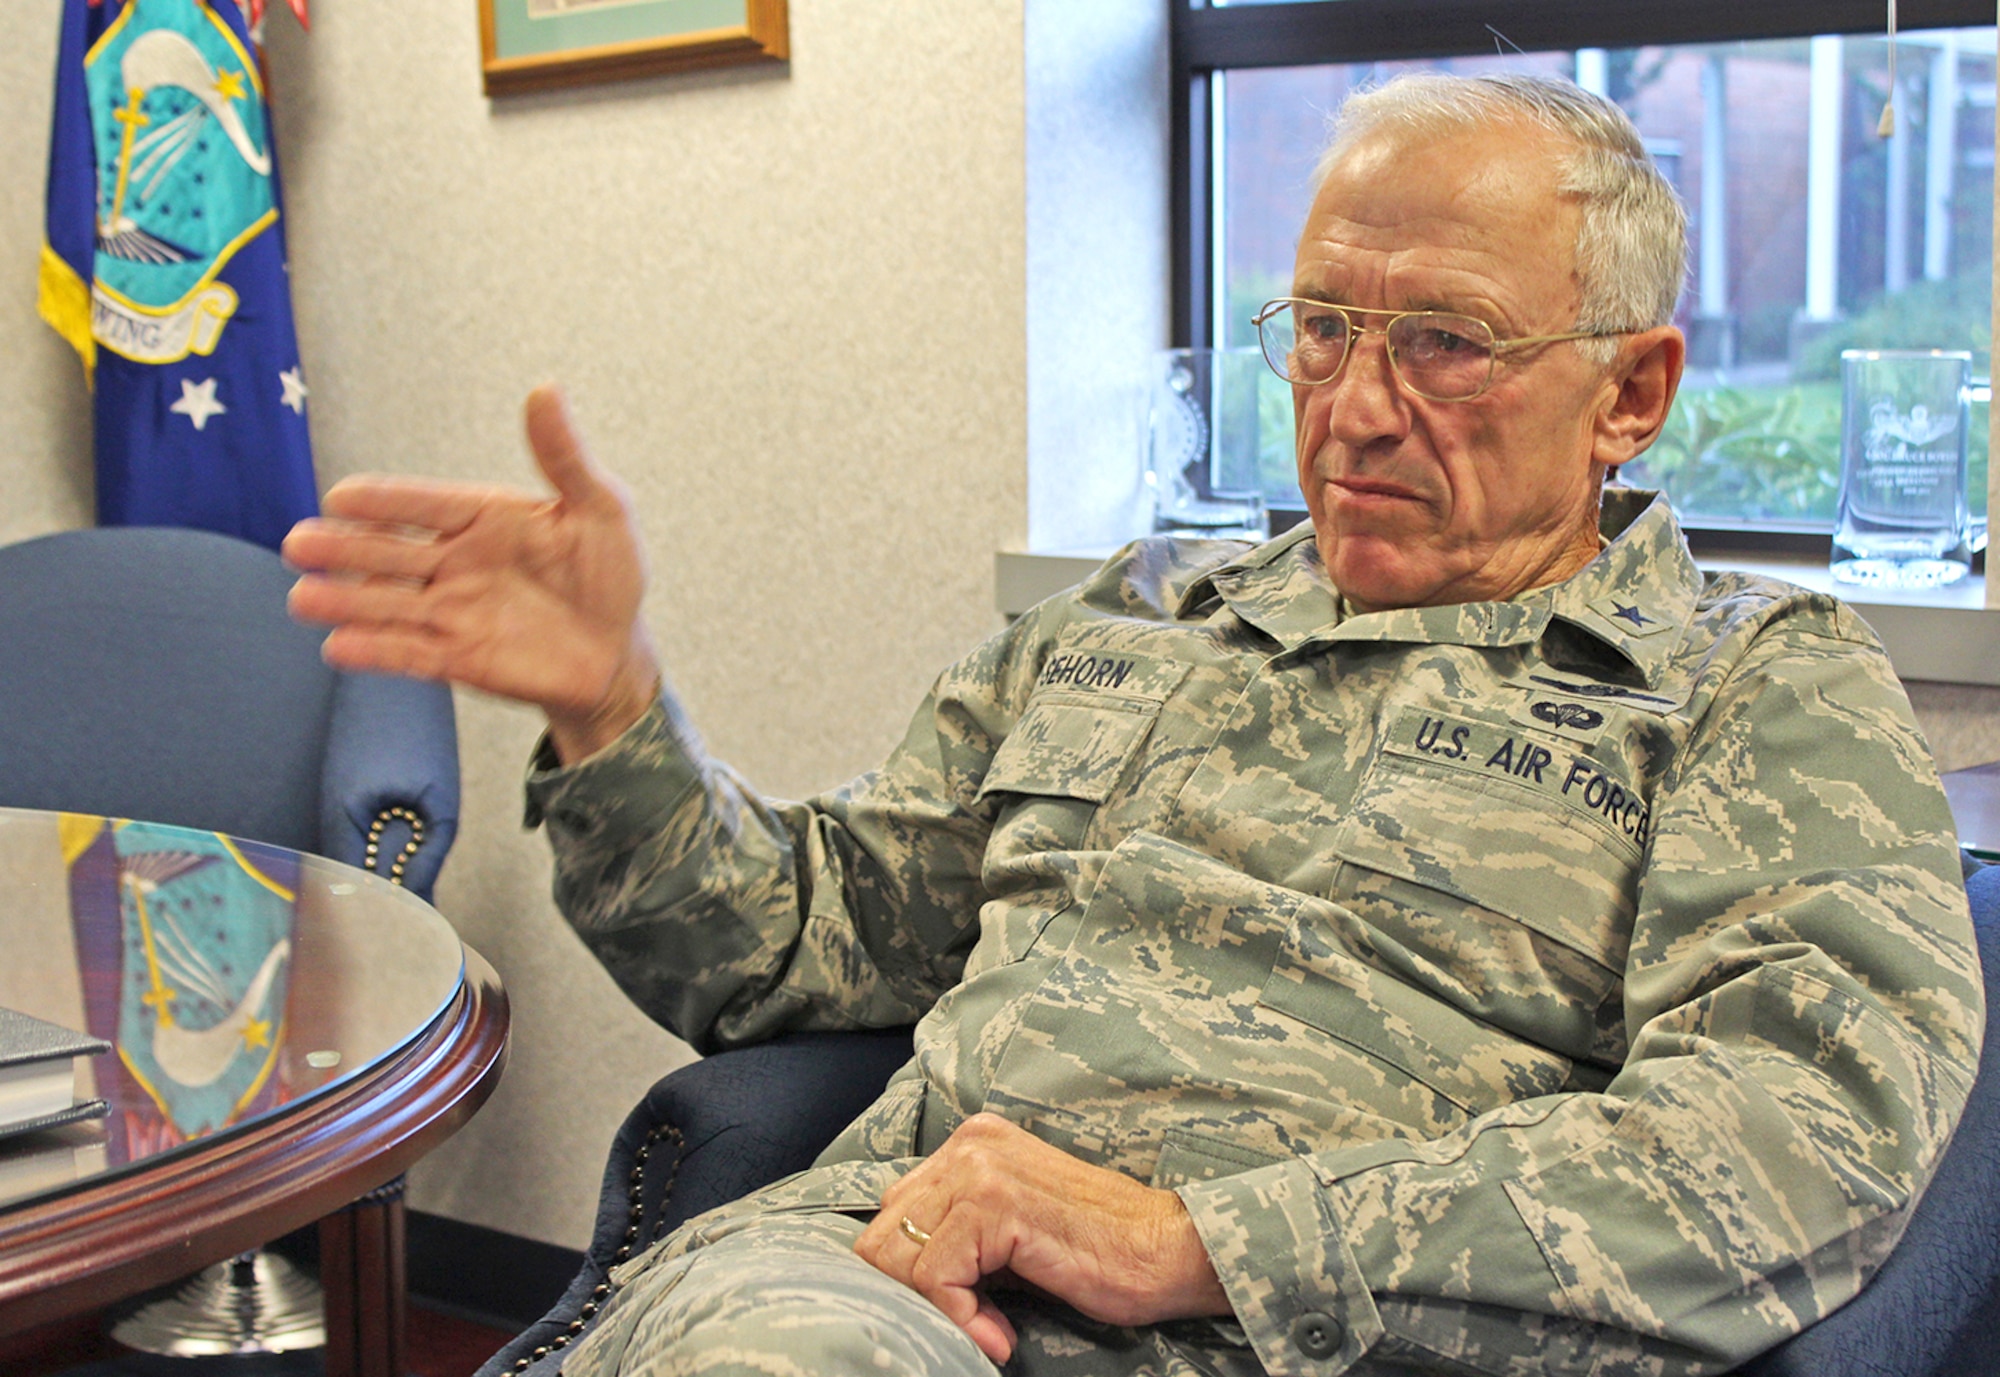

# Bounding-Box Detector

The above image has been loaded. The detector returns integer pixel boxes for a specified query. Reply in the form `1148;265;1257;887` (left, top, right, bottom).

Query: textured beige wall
1;0;1025;1248
1907;680;2000;774
0;11;92;543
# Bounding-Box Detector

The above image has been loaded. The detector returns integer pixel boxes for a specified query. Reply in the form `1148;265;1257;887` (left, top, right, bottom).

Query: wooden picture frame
480;0;788;97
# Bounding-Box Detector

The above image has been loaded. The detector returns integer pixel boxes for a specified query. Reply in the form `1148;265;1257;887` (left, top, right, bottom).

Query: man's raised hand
284;385;659;762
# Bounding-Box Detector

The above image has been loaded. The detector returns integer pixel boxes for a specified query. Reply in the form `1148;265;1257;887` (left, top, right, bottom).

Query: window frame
1171;0;1996;545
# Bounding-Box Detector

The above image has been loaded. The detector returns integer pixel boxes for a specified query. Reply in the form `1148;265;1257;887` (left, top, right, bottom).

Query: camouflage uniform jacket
526;489;1983;1376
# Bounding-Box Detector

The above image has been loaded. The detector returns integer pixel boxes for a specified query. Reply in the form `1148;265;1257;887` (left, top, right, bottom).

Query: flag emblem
42;0;318;551
67;817;299;1143
87;5;278;369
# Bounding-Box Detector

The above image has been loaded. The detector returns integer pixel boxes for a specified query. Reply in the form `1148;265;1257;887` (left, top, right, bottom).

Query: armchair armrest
319;672;459;901
476;1029;914;1377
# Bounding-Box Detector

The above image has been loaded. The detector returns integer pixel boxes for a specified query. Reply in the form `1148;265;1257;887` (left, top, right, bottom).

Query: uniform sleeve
523;612;1050;1054
1177;605;1985;1376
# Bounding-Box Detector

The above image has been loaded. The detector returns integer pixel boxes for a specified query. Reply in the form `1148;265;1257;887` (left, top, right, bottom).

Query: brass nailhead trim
363;806;426;886
508;1123;684;1373
610;1123;683;1263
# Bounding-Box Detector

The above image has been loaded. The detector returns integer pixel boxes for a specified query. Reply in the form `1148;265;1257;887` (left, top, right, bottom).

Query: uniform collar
1538;488;1701;689
1176;523;1334;649
1179;488;1698;689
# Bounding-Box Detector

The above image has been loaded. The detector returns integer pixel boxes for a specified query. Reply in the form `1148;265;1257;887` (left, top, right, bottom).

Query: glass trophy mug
1143;347;1268;541
1832;349;1974;588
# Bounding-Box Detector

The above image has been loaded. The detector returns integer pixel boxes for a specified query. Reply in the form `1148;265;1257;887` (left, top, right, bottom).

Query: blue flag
41;0;317;552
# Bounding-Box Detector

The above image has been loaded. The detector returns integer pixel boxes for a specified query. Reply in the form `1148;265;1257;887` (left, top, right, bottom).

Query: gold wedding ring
898;1215;933;1247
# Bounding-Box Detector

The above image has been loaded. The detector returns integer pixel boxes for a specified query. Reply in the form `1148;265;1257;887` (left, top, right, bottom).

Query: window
1175;0;1995;543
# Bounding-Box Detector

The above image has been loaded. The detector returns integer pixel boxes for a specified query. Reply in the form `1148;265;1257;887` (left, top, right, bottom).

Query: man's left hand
853;1113;1231;1364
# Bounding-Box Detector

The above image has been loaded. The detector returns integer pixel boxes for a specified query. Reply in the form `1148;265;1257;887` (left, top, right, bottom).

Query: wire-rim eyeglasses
1251;297;1632;402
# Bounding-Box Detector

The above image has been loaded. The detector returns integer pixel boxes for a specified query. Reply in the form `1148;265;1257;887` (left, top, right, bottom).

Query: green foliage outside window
1623;382;1847;525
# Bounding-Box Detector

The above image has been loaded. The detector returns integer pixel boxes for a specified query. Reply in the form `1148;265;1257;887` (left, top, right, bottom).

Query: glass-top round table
0;807;508;1374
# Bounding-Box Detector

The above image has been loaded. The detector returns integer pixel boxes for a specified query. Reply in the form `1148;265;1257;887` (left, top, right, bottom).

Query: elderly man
287;75;1980;1376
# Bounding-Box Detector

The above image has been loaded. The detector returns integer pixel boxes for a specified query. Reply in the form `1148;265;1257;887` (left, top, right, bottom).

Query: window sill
994;548;2000;687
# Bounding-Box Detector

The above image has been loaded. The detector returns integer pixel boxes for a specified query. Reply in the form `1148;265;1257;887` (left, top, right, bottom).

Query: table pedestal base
109;1248;325;1356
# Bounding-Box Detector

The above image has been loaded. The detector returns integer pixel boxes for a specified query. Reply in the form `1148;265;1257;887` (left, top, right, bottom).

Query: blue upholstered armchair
0;525;458;899
481;856;2000;1377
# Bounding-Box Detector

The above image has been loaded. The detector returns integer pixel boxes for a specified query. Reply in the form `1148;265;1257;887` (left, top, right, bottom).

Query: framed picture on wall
479;0;788;96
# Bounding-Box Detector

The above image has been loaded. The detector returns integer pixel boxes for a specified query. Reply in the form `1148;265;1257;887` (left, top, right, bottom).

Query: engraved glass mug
1142;347;1268;540
1831;349;1974;588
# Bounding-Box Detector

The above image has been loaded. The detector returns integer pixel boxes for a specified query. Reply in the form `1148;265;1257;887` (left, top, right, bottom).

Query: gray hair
1318;73;1687;363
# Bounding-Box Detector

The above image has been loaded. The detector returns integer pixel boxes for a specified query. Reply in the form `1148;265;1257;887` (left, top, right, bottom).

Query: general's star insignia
170;377;227;431
1589;597;1672;639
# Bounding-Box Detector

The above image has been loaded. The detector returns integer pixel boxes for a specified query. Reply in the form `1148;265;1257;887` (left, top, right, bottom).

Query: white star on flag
170;377;227;431
279;367;309;414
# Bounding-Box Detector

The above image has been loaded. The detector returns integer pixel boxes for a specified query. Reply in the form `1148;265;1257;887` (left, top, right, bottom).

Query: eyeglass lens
1258;302;1497;400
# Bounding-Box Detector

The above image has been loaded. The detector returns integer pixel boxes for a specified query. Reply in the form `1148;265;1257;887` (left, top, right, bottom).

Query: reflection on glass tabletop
0;806;465;1211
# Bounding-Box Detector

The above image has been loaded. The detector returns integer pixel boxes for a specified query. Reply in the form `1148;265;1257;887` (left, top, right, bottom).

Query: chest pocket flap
1331;704;1650;971
977;648;1189;805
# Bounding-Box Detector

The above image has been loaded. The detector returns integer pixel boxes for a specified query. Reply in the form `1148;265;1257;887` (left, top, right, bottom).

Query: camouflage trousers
555;1210;1262;1377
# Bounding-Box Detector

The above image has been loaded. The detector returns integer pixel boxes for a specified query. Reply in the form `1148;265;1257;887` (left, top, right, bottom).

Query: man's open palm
284;385;658;760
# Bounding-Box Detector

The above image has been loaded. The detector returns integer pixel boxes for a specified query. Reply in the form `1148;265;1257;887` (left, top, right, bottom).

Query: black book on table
0;1005;111;1142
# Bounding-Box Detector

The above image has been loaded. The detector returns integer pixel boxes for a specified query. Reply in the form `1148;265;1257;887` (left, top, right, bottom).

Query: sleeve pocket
1150;1125;1285;1189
